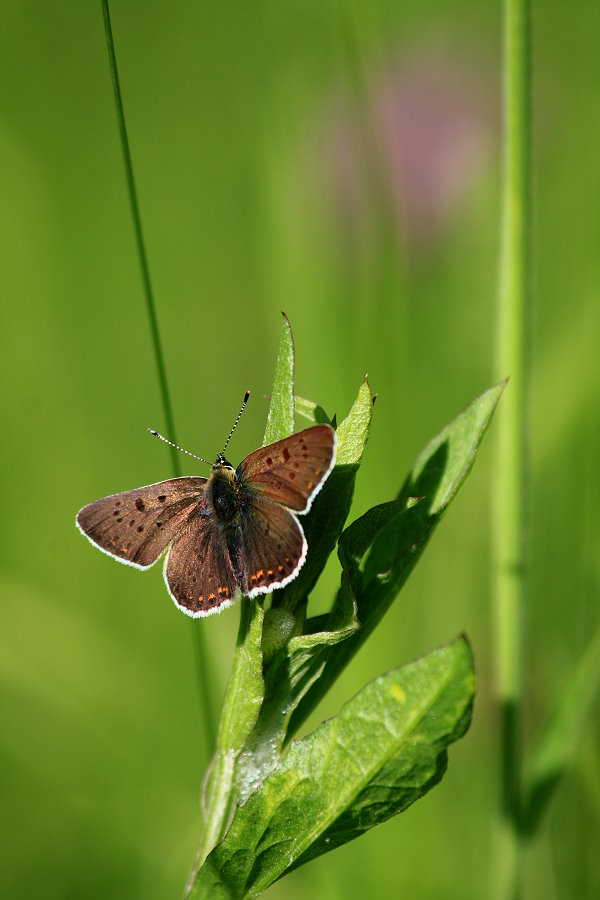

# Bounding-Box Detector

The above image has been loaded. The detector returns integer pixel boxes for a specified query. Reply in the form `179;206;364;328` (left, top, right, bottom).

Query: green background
1;1;598;897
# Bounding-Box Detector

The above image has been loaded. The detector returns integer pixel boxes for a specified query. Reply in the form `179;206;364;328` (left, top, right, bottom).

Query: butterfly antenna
221;390;250;456
148;429;213;467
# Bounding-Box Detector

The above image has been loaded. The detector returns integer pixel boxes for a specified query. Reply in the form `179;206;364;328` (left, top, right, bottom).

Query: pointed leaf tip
264;315;295;445
336;378;375;466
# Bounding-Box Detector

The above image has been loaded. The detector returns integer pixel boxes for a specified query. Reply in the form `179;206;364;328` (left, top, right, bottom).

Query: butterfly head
214;452;234;471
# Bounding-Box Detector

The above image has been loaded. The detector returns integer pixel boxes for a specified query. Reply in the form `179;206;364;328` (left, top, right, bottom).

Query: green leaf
263;312;294;445
522;620;600;835
276;376;374;613
289;381;505;735
335;376;375;466
295;396;331;425
189;636;474;899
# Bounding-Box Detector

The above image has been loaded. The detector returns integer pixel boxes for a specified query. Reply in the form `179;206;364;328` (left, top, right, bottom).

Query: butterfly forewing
76;477;206;569
239;424;336;512
164;513;238;616
236;494;306;597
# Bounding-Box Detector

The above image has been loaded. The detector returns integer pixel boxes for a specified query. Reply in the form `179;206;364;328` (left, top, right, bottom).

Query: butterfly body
207;461;246;527
76;424;336;617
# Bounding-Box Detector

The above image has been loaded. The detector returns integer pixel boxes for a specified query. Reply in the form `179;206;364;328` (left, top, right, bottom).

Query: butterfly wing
164;512;238;617
76;477;207;569
233;494;306;597
238;424;336;513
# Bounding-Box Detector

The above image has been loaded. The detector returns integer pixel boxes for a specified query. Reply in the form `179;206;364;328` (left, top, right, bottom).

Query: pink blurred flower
318;41;495;251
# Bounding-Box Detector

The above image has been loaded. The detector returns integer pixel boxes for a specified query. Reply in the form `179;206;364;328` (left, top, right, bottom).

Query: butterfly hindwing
236;494;306;597
238;424;336;512
76;477;206;569
164;512;238;616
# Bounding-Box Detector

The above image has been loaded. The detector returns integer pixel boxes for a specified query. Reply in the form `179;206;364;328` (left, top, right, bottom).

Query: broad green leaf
263;312;294;445
295;396;331;425
190;637;474;899
290;381;505;735
275;376;374;613
522;620;600;835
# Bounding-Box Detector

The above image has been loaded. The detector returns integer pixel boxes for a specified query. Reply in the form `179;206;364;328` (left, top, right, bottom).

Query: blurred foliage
0;1;598;898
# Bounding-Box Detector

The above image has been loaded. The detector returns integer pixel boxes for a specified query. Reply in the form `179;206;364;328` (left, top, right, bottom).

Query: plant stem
493;0;531;897
100;0;215;754
187;599;264;893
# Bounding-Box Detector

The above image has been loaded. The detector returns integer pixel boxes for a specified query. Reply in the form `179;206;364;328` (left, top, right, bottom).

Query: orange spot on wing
277;564;284;573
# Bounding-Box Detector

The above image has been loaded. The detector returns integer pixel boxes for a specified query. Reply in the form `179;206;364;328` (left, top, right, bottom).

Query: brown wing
238;424;336;513
163;512;238;617
235;494;306;598
76;477;206;569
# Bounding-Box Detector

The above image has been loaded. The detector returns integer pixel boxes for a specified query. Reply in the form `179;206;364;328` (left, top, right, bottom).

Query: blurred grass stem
100;0;215;755
493;0;531;897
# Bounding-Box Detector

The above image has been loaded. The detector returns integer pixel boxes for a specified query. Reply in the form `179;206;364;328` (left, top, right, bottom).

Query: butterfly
76;395;336;617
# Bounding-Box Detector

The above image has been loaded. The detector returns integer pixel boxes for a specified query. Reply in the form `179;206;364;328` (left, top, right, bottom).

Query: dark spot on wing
283;447;290;462
135;498;145;511
137;526;144;533
158;494;166;502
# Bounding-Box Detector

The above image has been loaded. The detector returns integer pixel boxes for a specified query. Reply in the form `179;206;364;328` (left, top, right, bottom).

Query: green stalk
187;598;264;893
492;0;531;897
100;0;215;753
